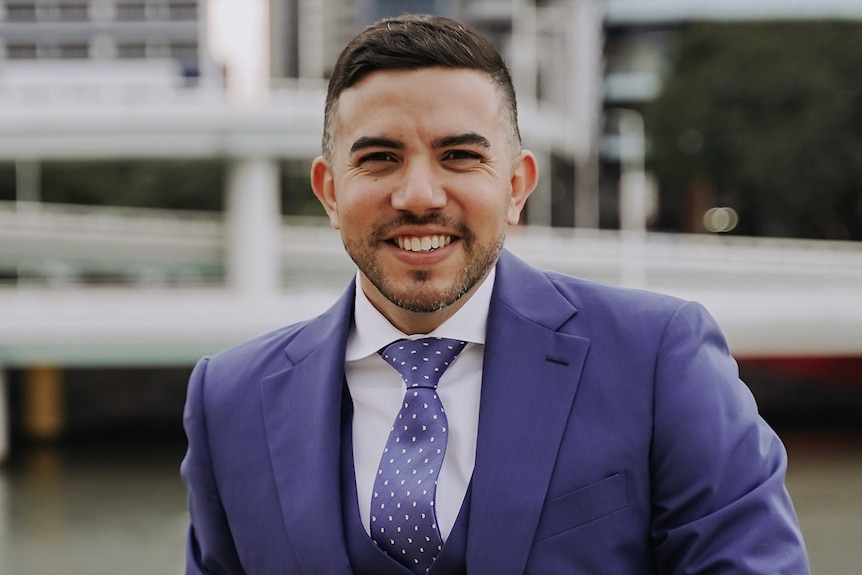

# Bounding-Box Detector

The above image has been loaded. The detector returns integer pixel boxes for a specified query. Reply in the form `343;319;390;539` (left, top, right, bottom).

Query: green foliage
280;159;326;218
0;163;15;201
1;159;325;217
645;21;862;239
40;160;226;211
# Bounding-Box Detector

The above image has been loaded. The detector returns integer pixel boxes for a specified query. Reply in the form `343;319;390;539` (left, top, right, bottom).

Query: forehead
332;67;509;149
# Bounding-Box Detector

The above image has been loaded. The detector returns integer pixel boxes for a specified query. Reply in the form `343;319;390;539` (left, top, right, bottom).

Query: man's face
312;67;537;333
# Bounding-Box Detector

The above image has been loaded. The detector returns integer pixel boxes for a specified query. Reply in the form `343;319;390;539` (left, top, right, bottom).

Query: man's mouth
394;235;453;252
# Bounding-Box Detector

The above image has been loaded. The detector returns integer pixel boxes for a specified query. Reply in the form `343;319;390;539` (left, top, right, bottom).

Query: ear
310;156;340;230
507;149;539;225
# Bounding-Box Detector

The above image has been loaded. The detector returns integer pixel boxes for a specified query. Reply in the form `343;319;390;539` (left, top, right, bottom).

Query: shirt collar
345;267;495;361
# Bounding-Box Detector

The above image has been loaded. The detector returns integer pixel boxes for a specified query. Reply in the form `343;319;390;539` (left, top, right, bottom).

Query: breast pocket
534;472;630;541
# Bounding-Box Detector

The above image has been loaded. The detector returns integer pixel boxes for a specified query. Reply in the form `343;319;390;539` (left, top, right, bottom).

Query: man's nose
391;159;447;213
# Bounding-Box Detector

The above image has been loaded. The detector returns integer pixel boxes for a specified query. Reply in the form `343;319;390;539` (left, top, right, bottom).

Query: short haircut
321;14;521;159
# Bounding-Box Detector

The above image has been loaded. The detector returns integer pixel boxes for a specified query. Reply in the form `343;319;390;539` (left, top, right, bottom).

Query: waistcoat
340;387;471;575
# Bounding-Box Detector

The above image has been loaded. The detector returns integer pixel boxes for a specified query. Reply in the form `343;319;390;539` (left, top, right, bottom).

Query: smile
395;235;453;252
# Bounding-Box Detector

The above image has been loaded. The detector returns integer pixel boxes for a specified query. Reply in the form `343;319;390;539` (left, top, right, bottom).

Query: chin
383;275;470;314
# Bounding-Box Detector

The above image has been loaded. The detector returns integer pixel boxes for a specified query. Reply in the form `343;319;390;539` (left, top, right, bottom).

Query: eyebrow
433;132;491;150
348;132;492;155
349;136;404;155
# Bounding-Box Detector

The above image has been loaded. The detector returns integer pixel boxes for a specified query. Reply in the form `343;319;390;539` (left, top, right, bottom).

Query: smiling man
181;14;809;575
311;64;535;334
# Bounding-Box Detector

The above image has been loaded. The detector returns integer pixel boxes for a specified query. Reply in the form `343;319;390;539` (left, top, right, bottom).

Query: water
0;437;188;575
782;429;862;574
0;427;859;574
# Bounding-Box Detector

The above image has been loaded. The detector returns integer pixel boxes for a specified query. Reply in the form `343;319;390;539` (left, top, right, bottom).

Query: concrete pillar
298;0;326;79
224;158;282;296
207;0;271;106
23;366;65;442
569;0;604;229
616;109;648;287
618;108;648;236
511;0;549;227
510;0;538;104
15;159;41;204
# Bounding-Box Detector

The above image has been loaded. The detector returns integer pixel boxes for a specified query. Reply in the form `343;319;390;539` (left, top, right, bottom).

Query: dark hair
322;14;520;158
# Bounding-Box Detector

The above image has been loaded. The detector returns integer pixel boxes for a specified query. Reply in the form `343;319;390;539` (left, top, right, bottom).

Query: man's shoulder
499;250;687;314
196;318;316;386
542;268;686;313
494;249;695;337
213;318;315;363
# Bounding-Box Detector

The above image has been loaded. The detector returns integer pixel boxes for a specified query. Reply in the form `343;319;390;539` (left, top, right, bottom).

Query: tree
41;160;226;211
645;21;862;240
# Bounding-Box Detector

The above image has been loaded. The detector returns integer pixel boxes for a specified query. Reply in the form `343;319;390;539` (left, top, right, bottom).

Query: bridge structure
4;200;862;364
3;206;862;462
2;68;861;462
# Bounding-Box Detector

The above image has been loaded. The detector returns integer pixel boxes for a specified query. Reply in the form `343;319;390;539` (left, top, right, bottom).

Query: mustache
374;213;473;241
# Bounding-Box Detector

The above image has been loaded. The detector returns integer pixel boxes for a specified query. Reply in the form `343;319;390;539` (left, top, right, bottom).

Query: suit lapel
260;284;356;574
467;252;591;575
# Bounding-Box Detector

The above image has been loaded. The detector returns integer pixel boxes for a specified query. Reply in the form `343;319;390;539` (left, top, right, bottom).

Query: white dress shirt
345;269;494;540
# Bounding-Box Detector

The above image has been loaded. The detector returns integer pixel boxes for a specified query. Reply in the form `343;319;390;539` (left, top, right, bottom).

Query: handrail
2;201;861;290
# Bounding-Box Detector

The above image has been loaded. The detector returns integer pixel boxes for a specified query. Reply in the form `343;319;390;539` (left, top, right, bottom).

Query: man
181;14;809;574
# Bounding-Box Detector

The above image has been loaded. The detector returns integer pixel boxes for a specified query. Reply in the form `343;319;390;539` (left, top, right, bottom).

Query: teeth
396;235;452;252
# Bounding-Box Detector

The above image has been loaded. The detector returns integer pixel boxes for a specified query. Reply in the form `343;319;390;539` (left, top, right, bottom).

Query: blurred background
1;0;861;573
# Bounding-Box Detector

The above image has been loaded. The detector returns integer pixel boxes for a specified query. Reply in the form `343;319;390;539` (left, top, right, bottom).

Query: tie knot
379;337;467;389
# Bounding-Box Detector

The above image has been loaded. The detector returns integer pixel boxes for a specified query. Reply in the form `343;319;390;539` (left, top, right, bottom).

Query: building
0;0;213;76
1;1;861;457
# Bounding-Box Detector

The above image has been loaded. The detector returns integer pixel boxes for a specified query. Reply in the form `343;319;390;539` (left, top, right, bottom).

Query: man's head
322;14;521;161
312;15;537;334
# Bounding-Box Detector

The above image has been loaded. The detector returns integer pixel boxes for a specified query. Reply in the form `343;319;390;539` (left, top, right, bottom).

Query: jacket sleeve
649;301;810;574
180;357;247;575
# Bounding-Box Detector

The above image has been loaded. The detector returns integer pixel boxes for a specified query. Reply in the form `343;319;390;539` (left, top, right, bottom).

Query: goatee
343;214;504;314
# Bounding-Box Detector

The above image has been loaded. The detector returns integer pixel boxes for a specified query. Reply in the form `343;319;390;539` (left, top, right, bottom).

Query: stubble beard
343;216;504;314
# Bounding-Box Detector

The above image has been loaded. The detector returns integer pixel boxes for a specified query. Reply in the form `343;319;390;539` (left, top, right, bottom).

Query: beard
343;213;504;314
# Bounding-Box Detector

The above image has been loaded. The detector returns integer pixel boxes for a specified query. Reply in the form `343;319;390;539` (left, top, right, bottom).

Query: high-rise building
0;0;213;77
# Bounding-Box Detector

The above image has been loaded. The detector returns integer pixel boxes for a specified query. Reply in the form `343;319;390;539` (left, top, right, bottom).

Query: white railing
1;200;862;368
3;200;862;292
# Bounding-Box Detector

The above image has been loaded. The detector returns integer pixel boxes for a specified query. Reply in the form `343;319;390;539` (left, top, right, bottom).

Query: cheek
334;190;379;231
475;190;513;224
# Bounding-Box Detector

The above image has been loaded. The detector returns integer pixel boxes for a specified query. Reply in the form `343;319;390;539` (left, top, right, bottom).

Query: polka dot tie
372;337;467;574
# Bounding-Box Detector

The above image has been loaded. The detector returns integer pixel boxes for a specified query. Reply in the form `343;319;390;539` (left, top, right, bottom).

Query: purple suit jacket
181;249;809;574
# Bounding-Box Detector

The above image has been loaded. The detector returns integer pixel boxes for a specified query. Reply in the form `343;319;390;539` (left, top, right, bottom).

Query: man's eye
359;152;396;163
443;150;481;161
